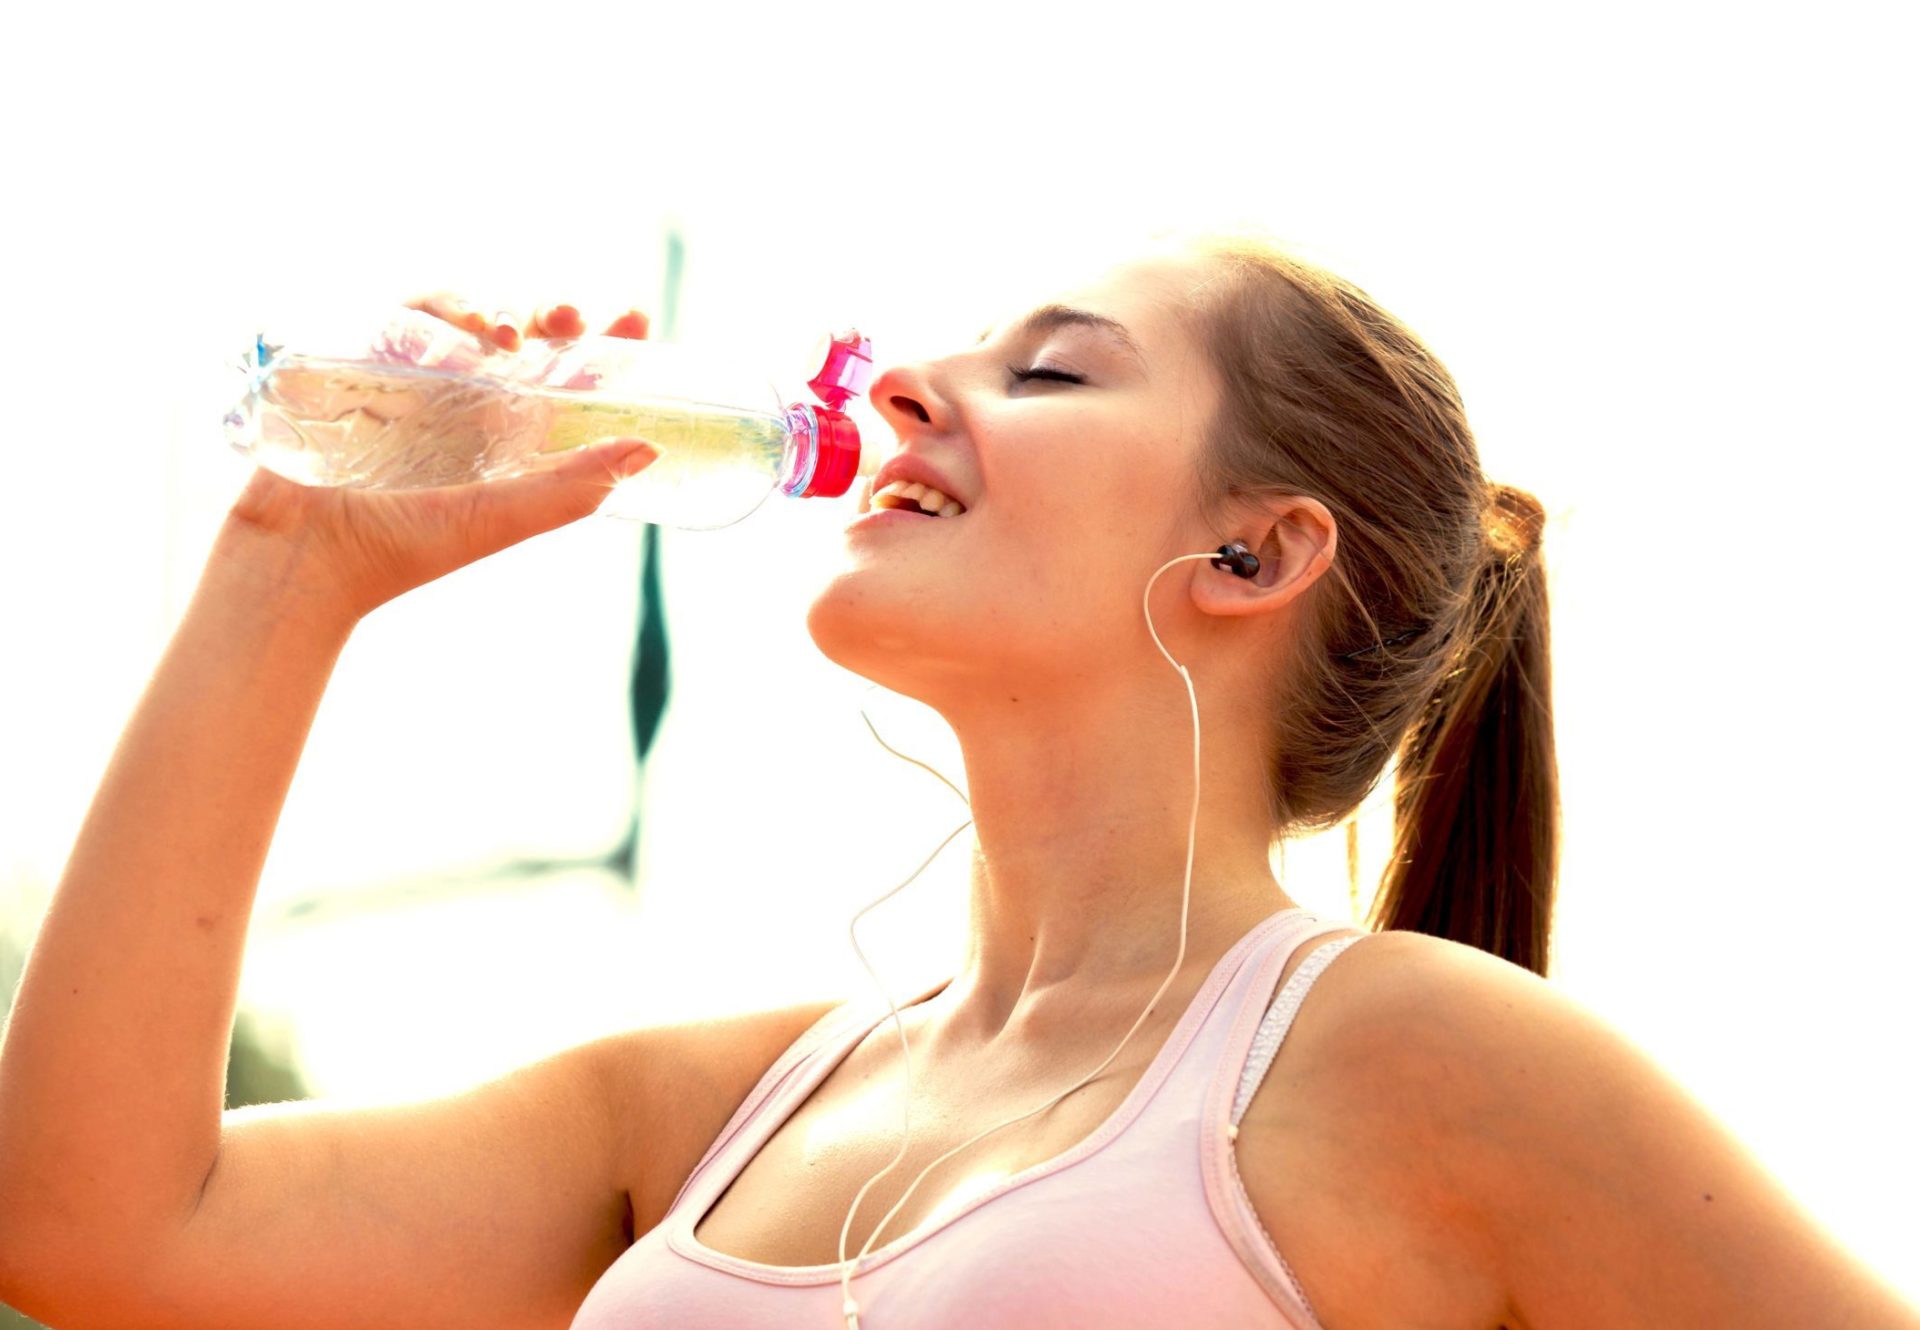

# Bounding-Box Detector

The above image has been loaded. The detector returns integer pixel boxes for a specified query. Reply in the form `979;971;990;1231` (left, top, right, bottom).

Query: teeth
872;478;967;516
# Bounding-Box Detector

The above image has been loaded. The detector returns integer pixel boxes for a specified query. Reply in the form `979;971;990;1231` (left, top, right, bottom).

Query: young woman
1;237;1912;1330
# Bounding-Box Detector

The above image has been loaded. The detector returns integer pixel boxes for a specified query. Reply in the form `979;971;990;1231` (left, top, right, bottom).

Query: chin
804;570;991;705
807;572;920;690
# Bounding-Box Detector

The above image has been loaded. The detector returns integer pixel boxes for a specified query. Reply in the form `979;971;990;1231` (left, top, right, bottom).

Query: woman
0;236;1912;1329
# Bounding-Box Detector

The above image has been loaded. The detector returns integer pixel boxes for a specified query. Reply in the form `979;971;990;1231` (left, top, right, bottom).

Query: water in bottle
224;307;877;529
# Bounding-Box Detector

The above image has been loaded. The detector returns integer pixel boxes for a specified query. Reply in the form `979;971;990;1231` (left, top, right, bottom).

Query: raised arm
0;297;695;1328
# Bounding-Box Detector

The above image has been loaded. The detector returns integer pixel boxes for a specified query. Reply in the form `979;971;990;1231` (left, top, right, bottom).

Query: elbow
0;1216;153;1330
0;1206;68;1322
0;1179;161;1324
0;1159;37;1301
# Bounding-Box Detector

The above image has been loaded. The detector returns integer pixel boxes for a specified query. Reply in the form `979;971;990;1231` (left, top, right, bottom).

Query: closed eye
1008;365;1086;386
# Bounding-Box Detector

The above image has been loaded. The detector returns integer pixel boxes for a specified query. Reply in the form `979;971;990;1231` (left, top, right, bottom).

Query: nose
868;361;942;436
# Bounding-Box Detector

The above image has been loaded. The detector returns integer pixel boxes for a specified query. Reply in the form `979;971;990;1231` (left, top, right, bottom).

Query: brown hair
1183;237;1559;975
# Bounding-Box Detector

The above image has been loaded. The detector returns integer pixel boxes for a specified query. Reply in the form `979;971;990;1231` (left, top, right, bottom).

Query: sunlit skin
807;250;1340;1054
787;250;1920;1328
4;262;1912;1330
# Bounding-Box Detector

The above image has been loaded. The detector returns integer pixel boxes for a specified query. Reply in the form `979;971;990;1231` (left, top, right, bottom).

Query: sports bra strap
1230;933;1365;1127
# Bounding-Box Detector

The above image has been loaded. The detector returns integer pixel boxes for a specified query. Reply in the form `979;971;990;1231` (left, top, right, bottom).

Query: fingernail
613;442;659;475
492;321;521;351
550;303;582;334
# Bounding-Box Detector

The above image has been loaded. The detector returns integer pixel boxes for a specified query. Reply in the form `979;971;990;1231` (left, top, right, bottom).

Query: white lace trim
1223;931;1364;1325
1231;933;1363;1127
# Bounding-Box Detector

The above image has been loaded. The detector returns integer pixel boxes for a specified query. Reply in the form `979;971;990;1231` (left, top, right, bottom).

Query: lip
869;452;969;512
844;505;948;534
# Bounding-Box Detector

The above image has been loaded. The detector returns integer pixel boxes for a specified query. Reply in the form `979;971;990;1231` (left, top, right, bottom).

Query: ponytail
1369;483;1559;975
1180;234;1560;975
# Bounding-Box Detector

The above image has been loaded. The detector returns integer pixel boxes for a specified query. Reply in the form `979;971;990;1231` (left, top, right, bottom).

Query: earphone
837;541;1259;1329
1210;539;1261;579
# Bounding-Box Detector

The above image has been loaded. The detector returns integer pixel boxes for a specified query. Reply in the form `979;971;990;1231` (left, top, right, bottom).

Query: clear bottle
223;306;876;530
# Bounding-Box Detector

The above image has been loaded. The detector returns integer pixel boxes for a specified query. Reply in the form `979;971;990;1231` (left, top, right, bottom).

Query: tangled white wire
836;550;1221;1329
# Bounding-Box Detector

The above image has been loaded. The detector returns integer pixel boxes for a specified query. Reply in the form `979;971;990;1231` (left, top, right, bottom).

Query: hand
219;294;656;624
398;293;651;353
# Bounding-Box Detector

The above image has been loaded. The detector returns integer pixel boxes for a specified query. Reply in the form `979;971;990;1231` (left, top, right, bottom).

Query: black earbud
1211;541;1260;579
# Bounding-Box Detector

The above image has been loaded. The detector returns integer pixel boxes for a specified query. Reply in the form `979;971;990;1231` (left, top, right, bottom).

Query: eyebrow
975;304;1146;368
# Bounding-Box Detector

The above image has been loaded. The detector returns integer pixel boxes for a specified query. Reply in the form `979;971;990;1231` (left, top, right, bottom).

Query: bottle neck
779;403;860;499
779;404;822;496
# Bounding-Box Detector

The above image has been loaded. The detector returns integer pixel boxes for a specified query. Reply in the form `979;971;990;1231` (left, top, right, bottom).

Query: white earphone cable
837;550;1220;1329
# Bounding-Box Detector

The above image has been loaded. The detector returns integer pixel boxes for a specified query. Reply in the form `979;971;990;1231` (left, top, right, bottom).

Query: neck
925;665;1298;1043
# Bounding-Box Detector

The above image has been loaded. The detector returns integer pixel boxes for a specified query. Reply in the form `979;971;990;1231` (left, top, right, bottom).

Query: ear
1189;494;1339;620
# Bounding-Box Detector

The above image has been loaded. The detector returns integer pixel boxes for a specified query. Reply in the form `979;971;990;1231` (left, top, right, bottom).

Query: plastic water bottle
223;306;877;529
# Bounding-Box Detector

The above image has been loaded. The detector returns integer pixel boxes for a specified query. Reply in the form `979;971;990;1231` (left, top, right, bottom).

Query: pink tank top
570;907;1366;1329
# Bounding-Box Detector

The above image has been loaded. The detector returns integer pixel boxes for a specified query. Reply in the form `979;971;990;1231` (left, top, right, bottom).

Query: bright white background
1;0;1915;1306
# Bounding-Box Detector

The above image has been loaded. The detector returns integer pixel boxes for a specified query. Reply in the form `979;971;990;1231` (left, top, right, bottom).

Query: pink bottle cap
799;407;861;498
788;329;871;498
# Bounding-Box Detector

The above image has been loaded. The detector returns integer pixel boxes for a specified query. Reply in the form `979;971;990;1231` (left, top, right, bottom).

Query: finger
486;310;523;352
526;303;587;340
603;309;650;340
404;293;523;351
404;292;493;341
464;440;661;551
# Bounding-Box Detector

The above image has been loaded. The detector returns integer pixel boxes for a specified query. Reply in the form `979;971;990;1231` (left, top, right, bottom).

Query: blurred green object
630;226;683;775
224;1010;309;1111
608;226;681;888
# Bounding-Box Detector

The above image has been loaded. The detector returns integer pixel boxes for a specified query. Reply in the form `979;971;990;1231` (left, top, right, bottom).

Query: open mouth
869;480;967;518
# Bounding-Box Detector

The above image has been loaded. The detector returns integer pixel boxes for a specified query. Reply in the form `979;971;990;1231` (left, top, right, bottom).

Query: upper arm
1252;931;1920;1330
20;999;844;1330
609;997;848;1238
153;1036;634;1330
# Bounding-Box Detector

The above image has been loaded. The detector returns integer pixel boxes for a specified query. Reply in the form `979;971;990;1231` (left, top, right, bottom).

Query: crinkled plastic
224;307;848;529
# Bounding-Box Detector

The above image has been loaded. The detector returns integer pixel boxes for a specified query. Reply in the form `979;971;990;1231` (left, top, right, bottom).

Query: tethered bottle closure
778;329;873;499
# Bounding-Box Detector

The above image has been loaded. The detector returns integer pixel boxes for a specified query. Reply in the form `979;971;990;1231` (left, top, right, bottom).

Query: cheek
991;451;1173;563
977;425;1145;539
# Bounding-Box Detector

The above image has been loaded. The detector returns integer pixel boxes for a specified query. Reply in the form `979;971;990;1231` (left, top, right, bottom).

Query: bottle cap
800;406;861;498
785;329;871;498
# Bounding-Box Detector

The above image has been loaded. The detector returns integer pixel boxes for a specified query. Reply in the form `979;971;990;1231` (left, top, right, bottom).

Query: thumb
466;439;661;547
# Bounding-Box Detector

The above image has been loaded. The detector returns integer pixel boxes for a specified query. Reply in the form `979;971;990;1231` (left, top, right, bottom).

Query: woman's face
807;250;1227;707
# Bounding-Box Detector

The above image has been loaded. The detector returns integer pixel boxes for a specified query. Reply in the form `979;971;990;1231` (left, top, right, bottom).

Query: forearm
0;525;359;1254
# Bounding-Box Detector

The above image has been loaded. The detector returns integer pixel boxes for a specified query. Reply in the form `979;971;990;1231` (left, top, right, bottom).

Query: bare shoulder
1267;926;1563;1084
1238;930;1920;1330
589;995;851;1241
